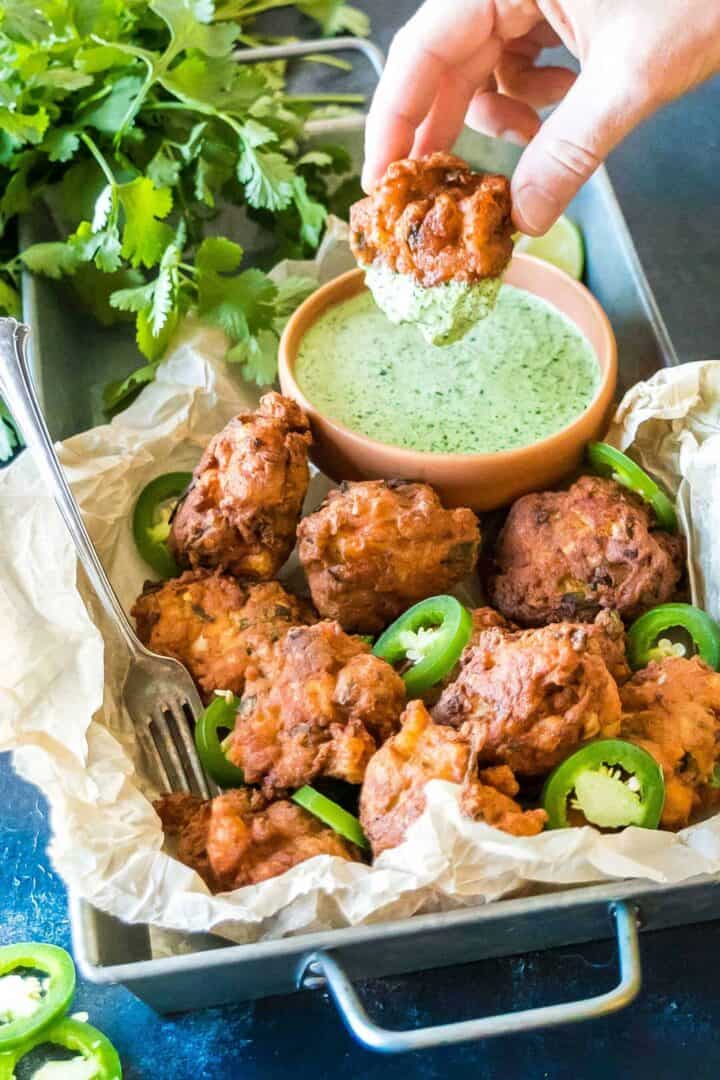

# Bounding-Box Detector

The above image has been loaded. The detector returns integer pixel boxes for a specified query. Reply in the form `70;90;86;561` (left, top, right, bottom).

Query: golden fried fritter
169;392;312;580
350;153;513;287
131;569;312;701
620;656;720;829
433;614;623;775
298;480;480;634
460;765;548;837
489;476;685;626
227;621;406;797
432;607;514;699
156;789;362;892
359;701;546;856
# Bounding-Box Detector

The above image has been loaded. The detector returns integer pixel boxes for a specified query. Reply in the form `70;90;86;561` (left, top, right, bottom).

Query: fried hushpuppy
156;789;363;892
620;656;720;829
131;570;313;701
297;480;480;634
432;614;624;775
227;621;406;797
169;392;312;580
488;475;684;627
359;701;546;856
350;153;513;288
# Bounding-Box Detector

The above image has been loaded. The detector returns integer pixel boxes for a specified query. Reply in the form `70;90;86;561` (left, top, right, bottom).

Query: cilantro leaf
150;0;240;59
273;276;317;318
146;145;182;187
109;281;157;314
0;0;51;43
0;277;20;317
298;0;370;36
227;328;278;386
71;264;146;326
117;177;174;269
136;305;180;361
292;175;326;248
71;0;125;38
196;236;243;273
103;362;161;414
0;0;367;412
0;106;49;145
43;129;81;163
71;220;124;274
237;146;295;211
82;75;147;135
20;242;82;279
198;265;277;339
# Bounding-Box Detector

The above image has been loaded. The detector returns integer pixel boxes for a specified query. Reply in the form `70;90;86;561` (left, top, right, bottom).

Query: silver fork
0;317;217;800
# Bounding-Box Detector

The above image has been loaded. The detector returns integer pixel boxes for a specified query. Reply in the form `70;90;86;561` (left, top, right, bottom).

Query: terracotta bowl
278;254;617;510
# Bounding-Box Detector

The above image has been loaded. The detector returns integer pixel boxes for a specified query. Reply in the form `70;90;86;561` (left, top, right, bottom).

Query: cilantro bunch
0;0;366;409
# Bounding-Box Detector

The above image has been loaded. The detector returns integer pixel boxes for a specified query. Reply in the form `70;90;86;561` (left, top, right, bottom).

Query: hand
362;1;720;234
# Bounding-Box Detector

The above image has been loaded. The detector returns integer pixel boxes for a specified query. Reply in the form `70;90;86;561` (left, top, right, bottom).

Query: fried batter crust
228;621;406;797
131;569;312;701
359;701;546;856
350;153;513;287
156;789;362;891
433;615;623;775
169;392;312;580
620;656;720;829
298;480;480;634
489;475;685;626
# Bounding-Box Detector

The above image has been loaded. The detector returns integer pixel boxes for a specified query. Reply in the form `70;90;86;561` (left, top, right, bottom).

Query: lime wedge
514;215;585;280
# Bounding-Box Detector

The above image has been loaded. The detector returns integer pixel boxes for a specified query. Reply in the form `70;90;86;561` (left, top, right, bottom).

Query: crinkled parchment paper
3;221;720;945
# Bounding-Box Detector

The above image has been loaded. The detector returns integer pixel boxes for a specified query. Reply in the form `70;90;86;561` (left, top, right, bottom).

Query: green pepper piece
132;472;192;579
543;739;665;830
372;595;473;697
587;442;677;532
0;1017;122;1079
292;786;369;849
0;944;75;1051
194;695;246;788
627;603;720;672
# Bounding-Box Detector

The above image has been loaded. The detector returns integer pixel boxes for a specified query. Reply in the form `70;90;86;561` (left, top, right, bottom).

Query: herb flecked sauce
295;284;601;454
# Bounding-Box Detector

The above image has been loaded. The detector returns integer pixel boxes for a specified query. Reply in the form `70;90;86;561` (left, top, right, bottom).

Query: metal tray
23;37;704;1052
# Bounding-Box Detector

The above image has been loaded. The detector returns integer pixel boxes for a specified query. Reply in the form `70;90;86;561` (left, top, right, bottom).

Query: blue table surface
3;4;720;1076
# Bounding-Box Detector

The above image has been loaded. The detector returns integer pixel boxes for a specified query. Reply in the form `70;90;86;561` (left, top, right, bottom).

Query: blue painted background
2;2;720;1075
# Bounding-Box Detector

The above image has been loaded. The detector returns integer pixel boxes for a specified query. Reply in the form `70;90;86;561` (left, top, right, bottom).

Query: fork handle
0;317;141;654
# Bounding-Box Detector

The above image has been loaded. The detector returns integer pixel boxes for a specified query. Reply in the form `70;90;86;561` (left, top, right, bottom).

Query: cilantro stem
178;262;197;275
215;0;290;19
80;133;117;187
282;93;364;104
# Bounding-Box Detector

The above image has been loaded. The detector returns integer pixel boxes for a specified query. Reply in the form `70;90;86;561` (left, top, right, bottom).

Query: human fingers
495;53;577;109
465;88;541;145
495;26;576;109
410;41;503;159
362;0;497;190
511;60;651;234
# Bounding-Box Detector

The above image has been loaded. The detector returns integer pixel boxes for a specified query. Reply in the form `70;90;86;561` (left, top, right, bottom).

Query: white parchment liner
3;222;720;944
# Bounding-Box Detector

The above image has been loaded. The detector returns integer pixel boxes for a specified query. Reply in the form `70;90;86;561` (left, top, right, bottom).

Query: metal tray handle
300;902;641;1053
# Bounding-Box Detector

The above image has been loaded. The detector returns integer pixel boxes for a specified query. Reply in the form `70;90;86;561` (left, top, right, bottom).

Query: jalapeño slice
372;595;472;697
587;442;677;532
543;739;665;830
132;471;192;579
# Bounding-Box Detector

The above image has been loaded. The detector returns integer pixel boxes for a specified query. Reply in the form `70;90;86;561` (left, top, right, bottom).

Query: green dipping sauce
295;284;602;455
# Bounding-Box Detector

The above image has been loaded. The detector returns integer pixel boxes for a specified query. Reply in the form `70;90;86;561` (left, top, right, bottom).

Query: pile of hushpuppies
132;392;720;894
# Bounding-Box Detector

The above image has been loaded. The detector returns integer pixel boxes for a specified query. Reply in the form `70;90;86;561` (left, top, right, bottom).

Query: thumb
511;59;653;235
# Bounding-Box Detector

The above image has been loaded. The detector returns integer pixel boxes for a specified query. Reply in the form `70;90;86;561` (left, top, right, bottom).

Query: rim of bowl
278;254;618;467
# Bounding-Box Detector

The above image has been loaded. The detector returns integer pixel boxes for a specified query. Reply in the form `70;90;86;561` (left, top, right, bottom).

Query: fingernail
501;130;528;147
513;184;559;235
